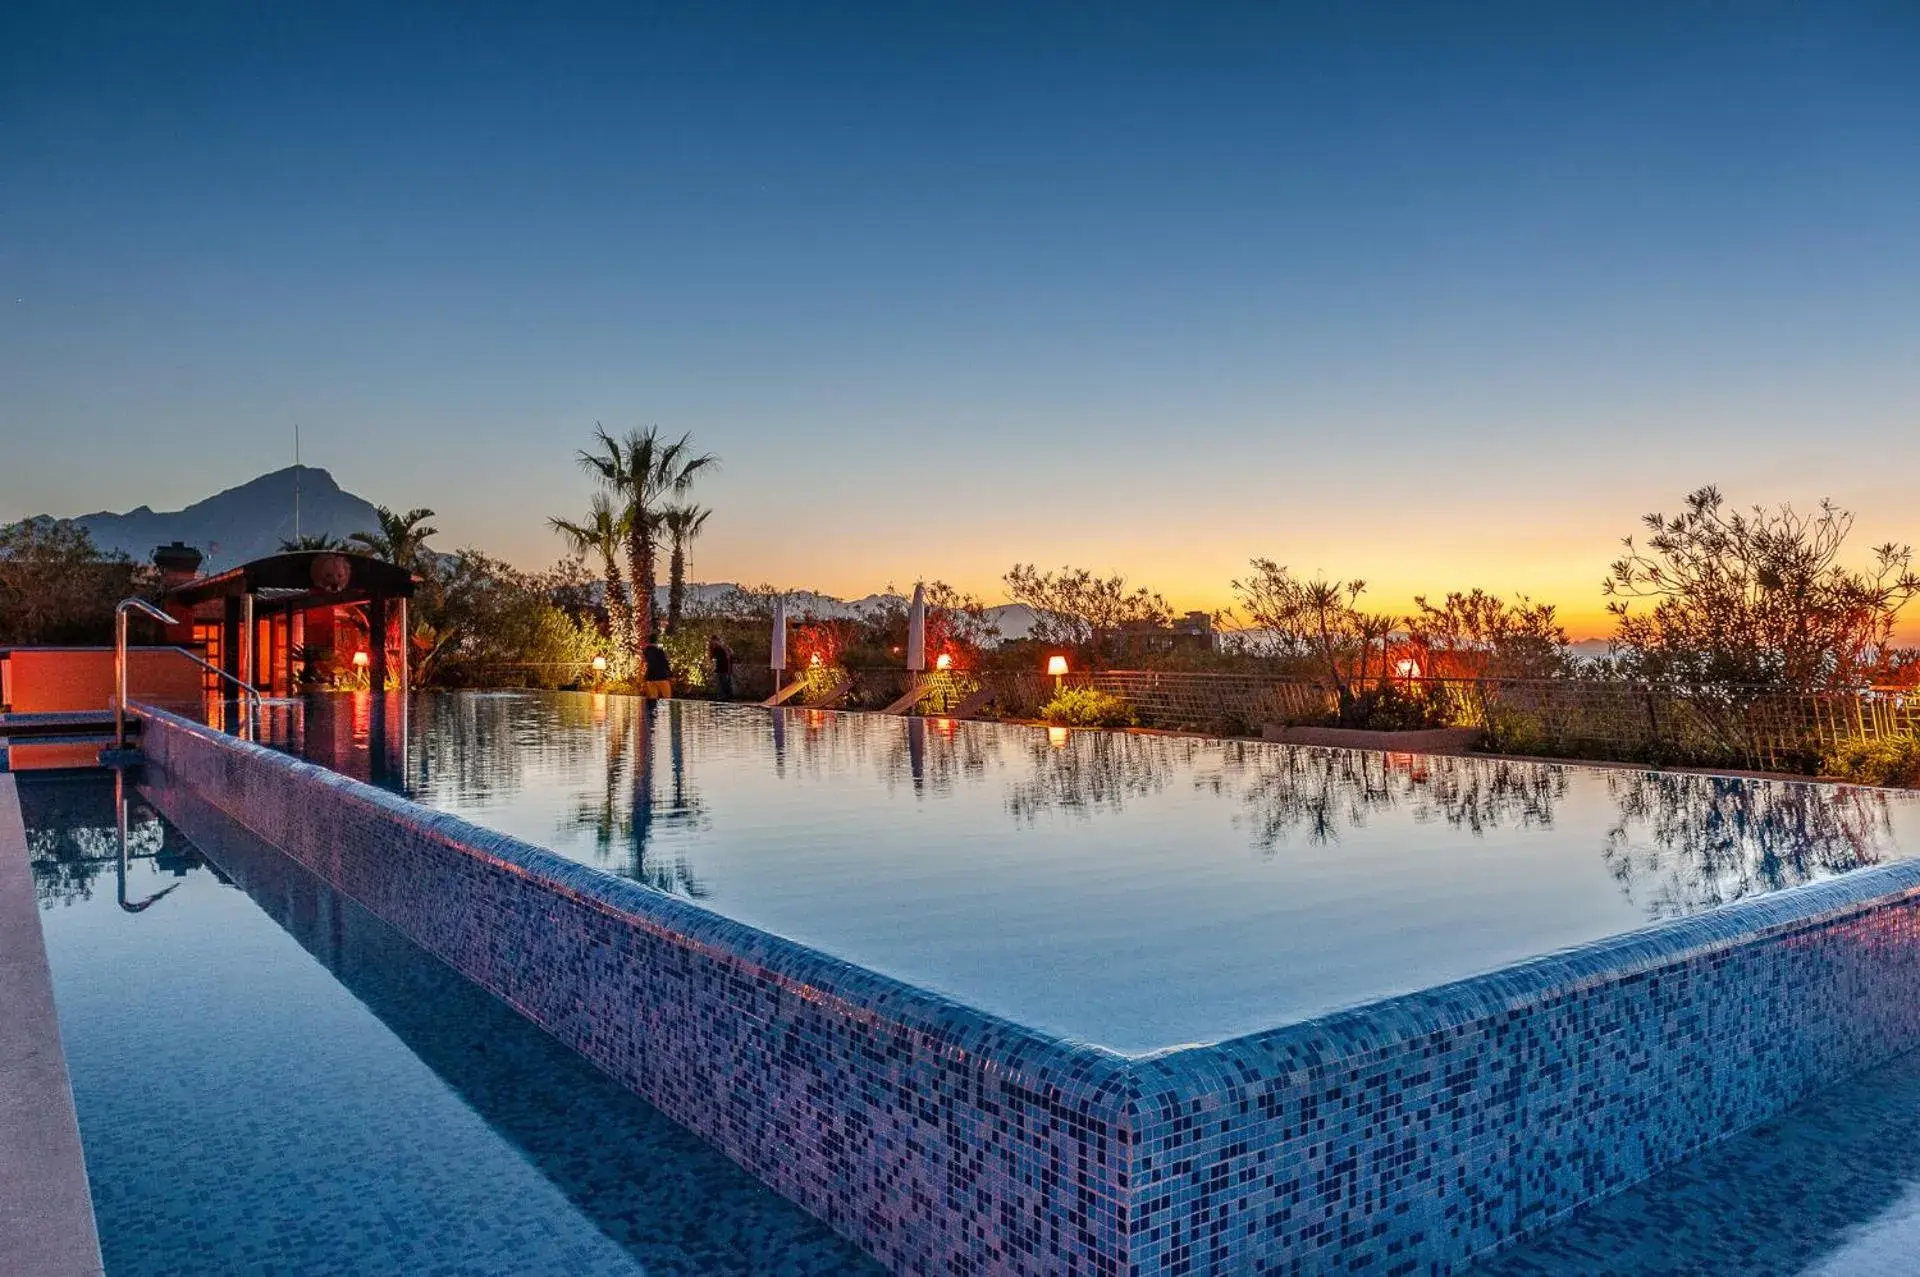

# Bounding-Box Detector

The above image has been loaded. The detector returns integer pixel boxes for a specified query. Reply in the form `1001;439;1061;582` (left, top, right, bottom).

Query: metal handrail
114;599;266;747
169;648;267;708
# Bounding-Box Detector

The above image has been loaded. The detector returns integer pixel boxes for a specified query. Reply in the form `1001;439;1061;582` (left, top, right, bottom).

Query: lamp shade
1046;655;1069;677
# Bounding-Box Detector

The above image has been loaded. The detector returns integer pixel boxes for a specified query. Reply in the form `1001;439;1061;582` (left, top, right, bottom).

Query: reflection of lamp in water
936;652;953;671
1048;726;1070;748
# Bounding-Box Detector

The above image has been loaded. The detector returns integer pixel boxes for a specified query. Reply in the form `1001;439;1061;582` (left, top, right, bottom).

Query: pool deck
0;774;105;1277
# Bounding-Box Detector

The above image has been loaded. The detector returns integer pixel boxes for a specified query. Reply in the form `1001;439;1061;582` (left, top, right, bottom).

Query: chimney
152;541;204;590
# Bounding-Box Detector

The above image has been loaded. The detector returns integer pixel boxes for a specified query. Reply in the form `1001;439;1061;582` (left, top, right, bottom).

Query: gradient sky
4;2;1918;635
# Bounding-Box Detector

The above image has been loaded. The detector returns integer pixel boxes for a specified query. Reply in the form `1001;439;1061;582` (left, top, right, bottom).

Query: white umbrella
770;594;788;675
905;582;927;673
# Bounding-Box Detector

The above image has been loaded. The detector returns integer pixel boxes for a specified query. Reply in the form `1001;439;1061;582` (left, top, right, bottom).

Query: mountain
37;467;1047;635
50;467;380;571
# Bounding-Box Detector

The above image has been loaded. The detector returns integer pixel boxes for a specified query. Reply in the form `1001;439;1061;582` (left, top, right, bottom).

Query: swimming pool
274;691;1920;1053
18;771;878;1276
131;692;1920;1274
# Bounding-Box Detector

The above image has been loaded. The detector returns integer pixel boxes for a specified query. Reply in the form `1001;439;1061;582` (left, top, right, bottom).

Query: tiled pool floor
1477;1045;1920;1276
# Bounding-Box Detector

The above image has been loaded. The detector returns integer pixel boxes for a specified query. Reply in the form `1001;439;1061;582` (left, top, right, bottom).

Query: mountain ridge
32;466;381;572
25;468;1042;637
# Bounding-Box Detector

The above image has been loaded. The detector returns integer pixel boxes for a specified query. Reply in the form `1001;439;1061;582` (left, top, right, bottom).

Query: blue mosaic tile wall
140;709;1134;1275
138;706;1920;1275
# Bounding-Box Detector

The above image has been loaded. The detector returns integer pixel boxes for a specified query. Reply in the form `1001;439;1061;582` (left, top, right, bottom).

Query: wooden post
240;592;255;688
367;595;389;692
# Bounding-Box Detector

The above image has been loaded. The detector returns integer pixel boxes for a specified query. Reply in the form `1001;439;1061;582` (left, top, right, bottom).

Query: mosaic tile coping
133;703;1920;1274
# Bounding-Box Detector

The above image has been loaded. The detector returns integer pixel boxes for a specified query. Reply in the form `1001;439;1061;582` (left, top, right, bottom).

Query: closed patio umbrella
905;582;927;673
770;594;788;676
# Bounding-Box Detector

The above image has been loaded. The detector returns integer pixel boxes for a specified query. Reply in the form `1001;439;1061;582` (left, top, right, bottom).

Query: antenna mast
293;423;301;541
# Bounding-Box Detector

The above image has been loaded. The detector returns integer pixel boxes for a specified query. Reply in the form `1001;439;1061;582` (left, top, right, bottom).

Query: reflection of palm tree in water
1603;773;1894;919
568;698;709;898
1207;746;1566;851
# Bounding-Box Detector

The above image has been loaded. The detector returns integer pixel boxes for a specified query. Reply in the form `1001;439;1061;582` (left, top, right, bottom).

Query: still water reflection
21;775;878;1275
260;692;1920;1052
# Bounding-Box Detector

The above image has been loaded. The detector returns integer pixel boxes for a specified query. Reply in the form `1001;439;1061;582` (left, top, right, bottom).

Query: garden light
1047;656;1068;677
936;653;953;671
352;651;370;669
592;655;608;673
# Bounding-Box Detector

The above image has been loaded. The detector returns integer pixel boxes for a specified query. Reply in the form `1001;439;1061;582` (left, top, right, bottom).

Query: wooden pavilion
157;548;417;697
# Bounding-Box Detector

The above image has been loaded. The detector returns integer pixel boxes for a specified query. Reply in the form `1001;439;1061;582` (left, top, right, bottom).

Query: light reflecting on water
267;692;1920;1052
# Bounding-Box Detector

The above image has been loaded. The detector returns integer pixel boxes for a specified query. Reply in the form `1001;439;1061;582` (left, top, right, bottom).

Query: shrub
1343;681;1452;732
661;629;713;691
1040;686;1137;728
1824;735;1920;788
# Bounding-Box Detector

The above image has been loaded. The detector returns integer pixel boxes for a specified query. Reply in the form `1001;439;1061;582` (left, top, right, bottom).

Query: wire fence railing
377;659;1920;773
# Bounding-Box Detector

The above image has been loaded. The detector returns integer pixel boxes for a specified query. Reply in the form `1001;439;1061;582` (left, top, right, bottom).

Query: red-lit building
153;543;418;696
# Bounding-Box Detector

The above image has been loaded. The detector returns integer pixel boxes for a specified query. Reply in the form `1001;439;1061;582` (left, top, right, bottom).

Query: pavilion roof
161;550;417;609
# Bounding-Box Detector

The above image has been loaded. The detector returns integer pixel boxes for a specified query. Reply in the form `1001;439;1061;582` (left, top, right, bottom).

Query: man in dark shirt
707;634;735;699
641;634;673;699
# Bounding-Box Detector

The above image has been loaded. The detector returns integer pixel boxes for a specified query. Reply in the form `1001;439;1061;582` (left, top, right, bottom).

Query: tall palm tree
348;506;439;571
550;493;634;668
576;426;717;649
660;503;711;634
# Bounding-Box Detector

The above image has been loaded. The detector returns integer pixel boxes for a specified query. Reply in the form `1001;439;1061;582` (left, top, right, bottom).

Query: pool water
19;772;879;1276
273;692;1920;1054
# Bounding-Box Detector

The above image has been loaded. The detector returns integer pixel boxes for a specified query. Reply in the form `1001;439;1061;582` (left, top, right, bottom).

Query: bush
1341;681;1453;732
661;629;714;691
1824;735;1920;787
1040;687;1137;728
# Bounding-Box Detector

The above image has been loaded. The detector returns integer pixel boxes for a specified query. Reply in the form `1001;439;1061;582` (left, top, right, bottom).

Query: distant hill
31;468;1045;637
678;583;1038;639
43;467;380;571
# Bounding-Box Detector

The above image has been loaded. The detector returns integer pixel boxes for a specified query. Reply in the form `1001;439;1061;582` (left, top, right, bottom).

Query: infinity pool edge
136;703;1920;1275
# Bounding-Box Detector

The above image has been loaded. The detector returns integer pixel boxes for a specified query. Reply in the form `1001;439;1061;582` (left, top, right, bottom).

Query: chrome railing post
114;598;180;750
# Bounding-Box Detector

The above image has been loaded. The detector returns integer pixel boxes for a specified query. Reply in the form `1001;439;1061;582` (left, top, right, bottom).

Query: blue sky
4;2;1917;628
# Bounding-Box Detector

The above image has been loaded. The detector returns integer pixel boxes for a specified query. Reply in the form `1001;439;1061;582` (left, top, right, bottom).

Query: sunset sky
4;3;1918;637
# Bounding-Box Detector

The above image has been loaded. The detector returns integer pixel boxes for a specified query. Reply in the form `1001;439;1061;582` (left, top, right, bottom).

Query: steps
0;712;129;772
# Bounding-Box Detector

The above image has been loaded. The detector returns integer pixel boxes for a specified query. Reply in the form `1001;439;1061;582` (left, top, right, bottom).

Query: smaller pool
21;772;879;1276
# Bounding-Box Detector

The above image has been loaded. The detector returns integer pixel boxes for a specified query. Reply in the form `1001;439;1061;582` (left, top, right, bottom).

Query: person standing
707;633;735;699
641;633;674;699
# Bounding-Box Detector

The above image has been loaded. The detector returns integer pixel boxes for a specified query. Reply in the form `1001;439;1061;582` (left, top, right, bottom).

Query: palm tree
279;532;343;551
576;426;718;649
550;493;634;668
349;506;439;571
660;503;710;634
